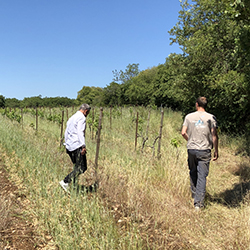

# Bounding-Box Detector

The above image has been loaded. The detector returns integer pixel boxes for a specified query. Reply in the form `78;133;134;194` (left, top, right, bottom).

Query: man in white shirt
181;97;219;210
59;104;91;193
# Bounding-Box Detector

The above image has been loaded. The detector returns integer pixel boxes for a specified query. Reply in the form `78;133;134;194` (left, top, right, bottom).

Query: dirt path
0;159;55;250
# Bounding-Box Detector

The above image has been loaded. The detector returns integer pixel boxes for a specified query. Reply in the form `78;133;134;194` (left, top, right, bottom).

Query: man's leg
194;150;211;207
66;148;77;165
188;150;198;198
64;148;87;185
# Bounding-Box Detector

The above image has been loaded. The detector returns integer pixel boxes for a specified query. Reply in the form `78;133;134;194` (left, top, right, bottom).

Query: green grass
0;107;250;249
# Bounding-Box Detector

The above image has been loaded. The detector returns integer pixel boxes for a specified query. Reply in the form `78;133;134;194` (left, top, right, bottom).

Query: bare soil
0;159;55;250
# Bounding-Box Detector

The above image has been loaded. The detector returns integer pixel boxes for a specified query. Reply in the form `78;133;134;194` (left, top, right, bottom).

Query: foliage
5;98;21;108
87;115;99;134
0;95;5;108
76;86;104;106
0;108;21;123
124;67;157;106
41;96;76;107
102;82;123;106
21;95;43;107
2;96;76;108
102;63;141;106
112;63;140;84
167;0;250;133
170;138;181;148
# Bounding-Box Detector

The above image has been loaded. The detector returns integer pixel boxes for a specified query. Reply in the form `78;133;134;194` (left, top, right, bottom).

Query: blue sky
0;0;182;100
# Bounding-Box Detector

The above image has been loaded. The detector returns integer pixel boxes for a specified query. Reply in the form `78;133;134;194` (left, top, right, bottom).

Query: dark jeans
64;147;87;185
187;149;211;207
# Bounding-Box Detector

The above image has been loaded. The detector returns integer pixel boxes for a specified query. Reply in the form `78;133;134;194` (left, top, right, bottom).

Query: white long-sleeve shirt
64;111;86;151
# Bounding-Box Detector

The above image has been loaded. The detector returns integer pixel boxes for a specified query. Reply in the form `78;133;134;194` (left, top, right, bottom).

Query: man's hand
213;151;218;161
181;126;188;141
81;147;87;155
212;127;219;161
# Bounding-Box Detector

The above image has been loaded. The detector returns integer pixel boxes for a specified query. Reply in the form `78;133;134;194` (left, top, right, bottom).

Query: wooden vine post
146;109;151;137
91;108;95;140
60;110;64;147
135;112;139;149
157;109;164;159
110;106;112;129
36;107;38;131
21;108;23;129
94;107;103;172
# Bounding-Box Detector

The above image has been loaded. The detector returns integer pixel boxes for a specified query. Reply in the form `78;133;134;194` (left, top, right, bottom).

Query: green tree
5;98;21;108
102;63;141;106
77;86;104;106
124;67;157;106
42;97;76;107
21;95;43;108
153;54;184;109
112;63;140;84
0;95;5;108
169;0;250;132
103;82;123;106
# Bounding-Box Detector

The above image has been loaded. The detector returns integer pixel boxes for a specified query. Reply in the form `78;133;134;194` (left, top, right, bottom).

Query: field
0;106;250;250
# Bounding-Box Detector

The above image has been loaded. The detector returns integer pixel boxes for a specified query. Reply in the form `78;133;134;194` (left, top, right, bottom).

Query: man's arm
181;125;188;141
212;127;219;161
77;119;86;146
77;120;87;155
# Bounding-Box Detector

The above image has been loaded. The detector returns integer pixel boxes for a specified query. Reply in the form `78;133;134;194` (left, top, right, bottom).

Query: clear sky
0;0;182;100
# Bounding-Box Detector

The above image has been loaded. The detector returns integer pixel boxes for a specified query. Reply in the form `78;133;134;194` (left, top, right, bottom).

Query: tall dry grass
0;107;250;249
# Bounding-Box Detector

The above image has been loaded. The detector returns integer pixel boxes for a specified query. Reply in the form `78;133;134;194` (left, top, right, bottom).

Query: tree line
0;95;76;108
1;0;249;135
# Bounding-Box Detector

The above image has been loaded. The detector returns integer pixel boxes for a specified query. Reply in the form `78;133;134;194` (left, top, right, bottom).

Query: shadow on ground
208;161;250;207
73;182;99;194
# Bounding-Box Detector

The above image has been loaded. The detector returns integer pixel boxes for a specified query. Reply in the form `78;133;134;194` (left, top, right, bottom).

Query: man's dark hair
196;97;207;109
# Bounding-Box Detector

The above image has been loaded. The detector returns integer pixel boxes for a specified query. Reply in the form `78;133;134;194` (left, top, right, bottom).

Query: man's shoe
59;180;69;193
194;206;200;212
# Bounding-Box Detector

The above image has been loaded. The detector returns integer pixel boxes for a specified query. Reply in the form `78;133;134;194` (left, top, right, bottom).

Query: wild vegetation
0;106;250;249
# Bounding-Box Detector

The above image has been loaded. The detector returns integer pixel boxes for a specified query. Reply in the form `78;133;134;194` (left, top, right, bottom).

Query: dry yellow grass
0;107;250;249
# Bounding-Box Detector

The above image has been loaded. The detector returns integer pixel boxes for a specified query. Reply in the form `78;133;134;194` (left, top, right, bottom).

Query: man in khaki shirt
181;97;218;210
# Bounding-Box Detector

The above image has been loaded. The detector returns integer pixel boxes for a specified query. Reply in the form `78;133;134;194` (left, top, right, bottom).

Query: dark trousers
187;149;211;207
64;147;87;185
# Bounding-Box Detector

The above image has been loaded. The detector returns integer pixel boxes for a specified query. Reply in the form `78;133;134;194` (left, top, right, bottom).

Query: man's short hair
79;104;91;111
196;97;207;109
